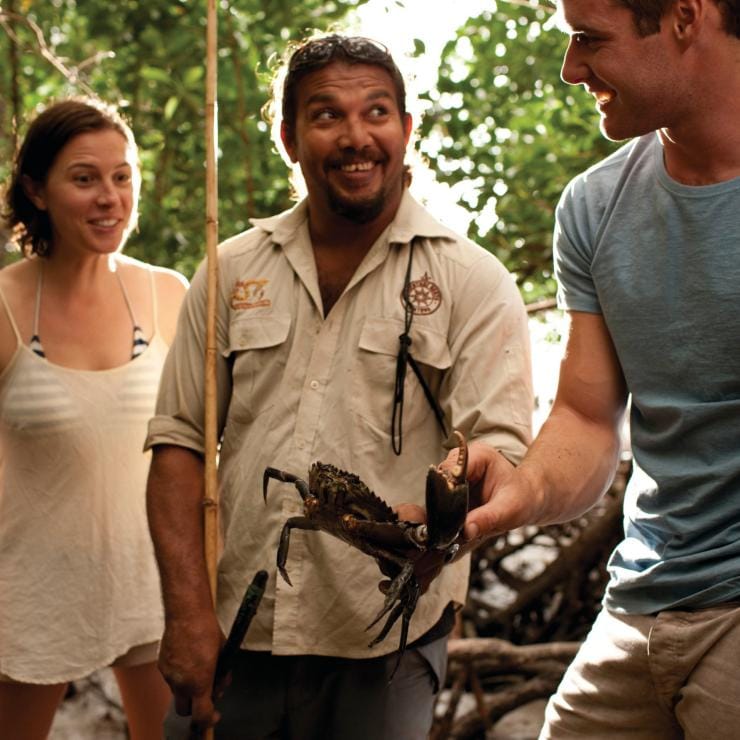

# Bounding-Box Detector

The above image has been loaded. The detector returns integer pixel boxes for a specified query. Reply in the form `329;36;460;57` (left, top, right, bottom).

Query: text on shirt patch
231;279;271;310
401;272;442;315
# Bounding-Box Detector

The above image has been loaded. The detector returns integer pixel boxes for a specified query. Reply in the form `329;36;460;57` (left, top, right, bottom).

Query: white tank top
0;269;167;682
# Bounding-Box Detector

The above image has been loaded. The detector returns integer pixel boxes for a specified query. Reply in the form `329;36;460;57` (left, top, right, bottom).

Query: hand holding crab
262;431;469;662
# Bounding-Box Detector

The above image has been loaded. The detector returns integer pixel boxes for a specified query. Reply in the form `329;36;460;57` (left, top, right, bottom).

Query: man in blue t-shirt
453;0;740;736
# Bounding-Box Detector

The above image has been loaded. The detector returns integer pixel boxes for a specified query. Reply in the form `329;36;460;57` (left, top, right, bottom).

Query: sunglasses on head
288;35;392;73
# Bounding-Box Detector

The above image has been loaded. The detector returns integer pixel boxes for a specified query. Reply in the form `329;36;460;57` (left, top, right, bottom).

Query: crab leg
276;516;319;586
366;560;416;631
263;468;311;502
368;601;404;647
343;517;426;550
367;577;420;680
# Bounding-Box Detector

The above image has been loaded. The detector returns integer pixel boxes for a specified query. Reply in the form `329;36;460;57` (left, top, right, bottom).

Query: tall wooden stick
203;2;219;732
204;0;219;602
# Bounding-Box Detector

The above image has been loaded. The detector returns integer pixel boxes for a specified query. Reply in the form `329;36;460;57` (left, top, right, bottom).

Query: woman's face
26;128;139;258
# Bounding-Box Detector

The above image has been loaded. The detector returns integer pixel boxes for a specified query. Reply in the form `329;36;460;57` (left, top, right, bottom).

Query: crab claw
425;430;469;550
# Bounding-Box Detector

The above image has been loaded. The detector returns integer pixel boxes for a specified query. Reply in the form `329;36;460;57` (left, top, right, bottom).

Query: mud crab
263;431;469;659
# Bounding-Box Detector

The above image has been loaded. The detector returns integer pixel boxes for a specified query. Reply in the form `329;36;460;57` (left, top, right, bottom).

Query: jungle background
0;0;627;737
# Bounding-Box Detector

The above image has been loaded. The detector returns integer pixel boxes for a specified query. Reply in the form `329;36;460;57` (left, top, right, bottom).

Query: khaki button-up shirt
146;191;532;657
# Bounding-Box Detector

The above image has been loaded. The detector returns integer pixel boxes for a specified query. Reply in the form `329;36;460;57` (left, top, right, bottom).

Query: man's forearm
146;444;223;725
515;401;623;526
146;444;214;620
515;310;628;527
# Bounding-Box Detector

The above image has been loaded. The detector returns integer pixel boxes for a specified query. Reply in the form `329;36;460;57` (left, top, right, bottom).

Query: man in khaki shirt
146;34;532;739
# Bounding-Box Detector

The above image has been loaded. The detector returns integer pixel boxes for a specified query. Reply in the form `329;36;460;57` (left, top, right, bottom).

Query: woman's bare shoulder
0;258;35;371
116;254;188;289
115;255;188;344
153;265;189;294
0;257;35;292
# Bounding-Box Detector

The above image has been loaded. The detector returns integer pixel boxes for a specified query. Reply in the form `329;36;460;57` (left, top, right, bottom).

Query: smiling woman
23;128;138;261
0;97;188;740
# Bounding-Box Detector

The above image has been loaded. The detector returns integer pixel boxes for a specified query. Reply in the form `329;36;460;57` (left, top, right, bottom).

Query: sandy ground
489;700;548;739
49;670;126;740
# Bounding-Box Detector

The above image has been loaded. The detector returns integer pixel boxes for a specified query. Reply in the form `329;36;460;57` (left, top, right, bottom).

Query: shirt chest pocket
223;312;291;424
352;317;451;436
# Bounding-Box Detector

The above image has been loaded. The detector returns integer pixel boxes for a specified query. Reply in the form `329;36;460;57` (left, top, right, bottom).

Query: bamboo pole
203;0;219;736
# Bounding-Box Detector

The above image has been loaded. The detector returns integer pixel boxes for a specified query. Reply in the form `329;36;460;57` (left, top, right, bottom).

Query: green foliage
418;3;618;301
0;0;363;276
1;0;619;297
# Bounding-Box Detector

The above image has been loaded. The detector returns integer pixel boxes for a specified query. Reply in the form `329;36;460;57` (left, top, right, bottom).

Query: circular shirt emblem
401;272;442;315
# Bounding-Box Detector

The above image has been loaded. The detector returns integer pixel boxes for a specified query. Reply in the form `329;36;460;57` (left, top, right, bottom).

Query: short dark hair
616;0;739;38
3;96;138;257
275;34;408;144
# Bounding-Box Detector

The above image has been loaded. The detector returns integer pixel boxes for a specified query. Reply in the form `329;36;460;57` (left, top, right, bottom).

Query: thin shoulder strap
148;266;158;333
0;284;23;344
115;267;149;357
32;264;43;337
115;267;139;327
115;265;158;333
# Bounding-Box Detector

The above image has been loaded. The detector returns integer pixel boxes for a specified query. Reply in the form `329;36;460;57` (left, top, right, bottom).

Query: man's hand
158;611;223;731
380;440;536;594
438;440;543;547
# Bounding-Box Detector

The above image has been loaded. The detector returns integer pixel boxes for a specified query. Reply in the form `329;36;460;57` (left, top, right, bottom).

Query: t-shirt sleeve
553;178;602;314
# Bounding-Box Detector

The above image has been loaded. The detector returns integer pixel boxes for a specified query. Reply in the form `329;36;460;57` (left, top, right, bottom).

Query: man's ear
280;121;298;163
21;175;47;211
670;0;703;45
402;113;413;146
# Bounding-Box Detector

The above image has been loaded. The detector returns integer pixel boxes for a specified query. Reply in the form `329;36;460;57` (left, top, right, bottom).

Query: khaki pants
541;604;740;739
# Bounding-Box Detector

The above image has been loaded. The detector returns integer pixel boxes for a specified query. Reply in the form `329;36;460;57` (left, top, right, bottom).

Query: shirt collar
249;200;309;247
386;189;459;246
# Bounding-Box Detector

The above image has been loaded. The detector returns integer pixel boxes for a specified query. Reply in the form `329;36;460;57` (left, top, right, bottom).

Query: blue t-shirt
554;133;740;614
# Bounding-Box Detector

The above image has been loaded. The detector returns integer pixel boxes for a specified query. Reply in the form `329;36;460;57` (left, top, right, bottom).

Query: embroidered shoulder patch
401;272;442;315
231;279;271;310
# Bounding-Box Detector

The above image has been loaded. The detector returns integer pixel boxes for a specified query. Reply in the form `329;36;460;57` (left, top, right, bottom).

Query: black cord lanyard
391;241;448;455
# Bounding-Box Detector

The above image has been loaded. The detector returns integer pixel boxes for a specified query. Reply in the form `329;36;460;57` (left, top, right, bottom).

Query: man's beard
327;186;387;224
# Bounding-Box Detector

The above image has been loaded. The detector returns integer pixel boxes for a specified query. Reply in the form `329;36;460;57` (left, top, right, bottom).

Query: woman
0;97;187;739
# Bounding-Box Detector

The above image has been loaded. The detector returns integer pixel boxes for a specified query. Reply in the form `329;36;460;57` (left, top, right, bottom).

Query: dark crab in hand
263;431;469;659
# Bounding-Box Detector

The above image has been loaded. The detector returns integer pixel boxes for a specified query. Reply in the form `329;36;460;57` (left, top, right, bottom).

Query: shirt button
309;380;319;390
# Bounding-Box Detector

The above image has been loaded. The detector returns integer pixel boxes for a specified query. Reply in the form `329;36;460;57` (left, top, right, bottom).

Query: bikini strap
0;284;23;345
29;264;45;357
114;267;149;358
